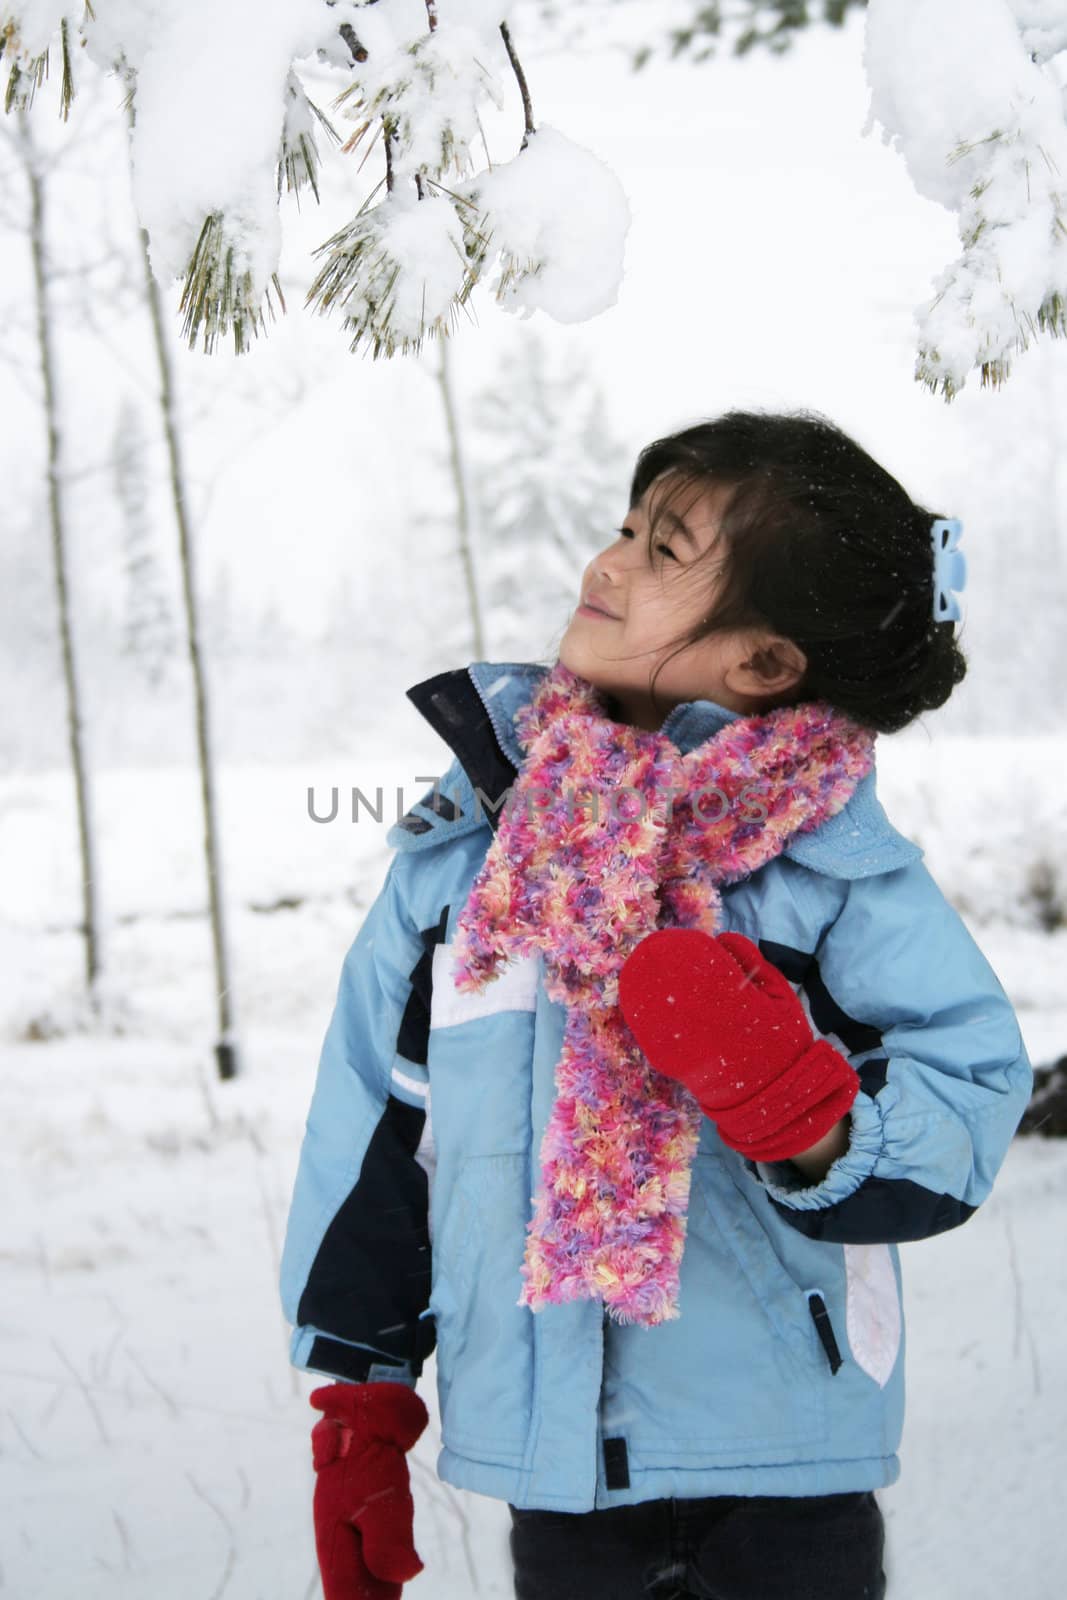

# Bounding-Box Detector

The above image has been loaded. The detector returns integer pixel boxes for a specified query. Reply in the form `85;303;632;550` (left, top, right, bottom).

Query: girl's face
558;472;805;730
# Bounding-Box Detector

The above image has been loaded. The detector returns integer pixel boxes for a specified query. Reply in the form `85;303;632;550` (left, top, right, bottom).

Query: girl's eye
615;525;678;561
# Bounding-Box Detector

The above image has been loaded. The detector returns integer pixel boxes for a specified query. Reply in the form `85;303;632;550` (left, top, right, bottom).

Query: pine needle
277;82;339;208
2;11;84;118
178;212;285;356
4;50;47;116
278;130;321;205
59;16;73;120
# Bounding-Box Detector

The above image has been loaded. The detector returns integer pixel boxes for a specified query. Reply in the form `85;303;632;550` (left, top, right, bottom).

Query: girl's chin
558;648;614;695
557;634;601;680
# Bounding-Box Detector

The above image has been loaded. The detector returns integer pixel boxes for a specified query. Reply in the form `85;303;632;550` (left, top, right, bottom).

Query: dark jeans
508;1491;887;1600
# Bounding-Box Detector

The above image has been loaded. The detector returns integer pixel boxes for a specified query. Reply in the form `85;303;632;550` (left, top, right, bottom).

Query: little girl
280;410;1033;1600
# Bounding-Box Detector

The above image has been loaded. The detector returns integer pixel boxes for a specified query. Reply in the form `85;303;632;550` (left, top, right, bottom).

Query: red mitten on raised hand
310;1381;429;1600
618;928;859;1163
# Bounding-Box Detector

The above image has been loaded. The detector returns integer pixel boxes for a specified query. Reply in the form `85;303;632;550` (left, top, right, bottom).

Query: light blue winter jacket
279;661;1033;1512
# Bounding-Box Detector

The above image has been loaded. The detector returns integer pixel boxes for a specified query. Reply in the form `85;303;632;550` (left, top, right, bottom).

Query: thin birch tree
434;335;486;660
11;105;101;997
121;79;240;1080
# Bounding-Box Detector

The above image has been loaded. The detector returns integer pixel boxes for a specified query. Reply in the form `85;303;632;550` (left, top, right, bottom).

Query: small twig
409;1454;481;1593
384;114;395;193
50;1339;112;1445
194;1051;222;1134
5;1363;307;1431
40;1376;65;1427
186;1472;237;1600
440;1478;480;1594
7;1408;46;1461
339;22;368;63
92;1323;126;1385
499;21;534;147
112;1509;134;1572
126;1346;182;1419
473;105;492;169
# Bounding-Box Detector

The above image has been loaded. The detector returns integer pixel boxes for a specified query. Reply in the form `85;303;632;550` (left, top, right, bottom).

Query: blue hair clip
931;518;966;623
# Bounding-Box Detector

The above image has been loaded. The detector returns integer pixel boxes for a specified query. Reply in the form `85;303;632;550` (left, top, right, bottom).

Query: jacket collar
405;661;923;879
466;661;742;761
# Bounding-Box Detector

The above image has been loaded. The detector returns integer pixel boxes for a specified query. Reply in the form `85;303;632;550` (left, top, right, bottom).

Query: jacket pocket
620;1152;827;1461
428;1152;535;1465
690;1153;830;1375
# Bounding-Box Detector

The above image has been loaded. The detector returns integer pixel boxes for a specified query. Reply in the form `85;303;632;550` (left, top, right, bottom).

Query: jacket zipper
806;1290;843;1375
595;1307;608;1503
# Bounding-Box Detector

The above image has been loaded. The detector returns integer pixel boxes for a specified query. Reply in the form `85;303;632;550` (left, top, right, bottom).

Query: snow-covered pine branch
1;0;630;358
865;0;1067;398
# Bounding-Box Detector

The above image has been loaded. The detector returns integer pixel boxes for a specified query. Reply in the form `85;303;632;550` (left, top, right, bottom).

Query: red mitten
618;928;859;1162
309;1381;428;1600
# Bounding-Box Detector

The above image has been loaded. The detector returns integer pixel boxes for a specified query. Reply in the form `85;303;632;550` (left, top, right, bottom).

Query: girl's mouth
577;599;619;620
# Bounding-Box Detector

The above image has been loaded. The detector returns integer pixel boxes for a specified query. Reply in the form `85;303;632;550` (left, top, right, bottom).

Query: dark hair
629;409;967;734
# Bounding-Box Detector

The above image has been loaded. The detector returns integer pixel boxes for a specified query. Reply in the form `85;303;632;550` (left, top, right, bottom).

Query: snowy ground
2;736;1065;1600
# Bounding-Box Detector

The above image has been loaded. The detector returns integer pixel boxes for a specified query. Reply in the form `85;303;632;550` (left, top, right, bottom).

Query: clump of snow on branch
104;0;328;350
2;0;629;357
309;185;477;357
459;124;631;323
865;0;1067;397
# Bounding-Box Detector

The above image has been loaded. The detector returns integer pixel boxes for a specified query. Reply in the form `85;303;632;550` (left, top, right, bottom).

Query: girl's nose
594;540;636;583
589;557;623;599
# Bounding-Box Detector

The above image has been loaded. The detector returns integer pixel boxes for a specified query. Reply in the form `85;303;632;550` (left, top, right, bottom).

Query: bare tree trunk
22;108;101;998
124;93;239;1080
435;336;486;658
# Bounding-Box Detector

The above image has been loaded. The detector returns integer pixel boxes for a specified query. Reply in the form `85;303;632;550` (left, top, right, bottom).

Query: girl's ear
741;637;808;694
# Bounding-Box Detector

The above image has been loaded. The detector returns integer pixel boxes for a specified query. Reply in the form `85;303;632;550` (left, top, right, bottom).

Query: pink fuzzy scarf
452;662;876;1327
